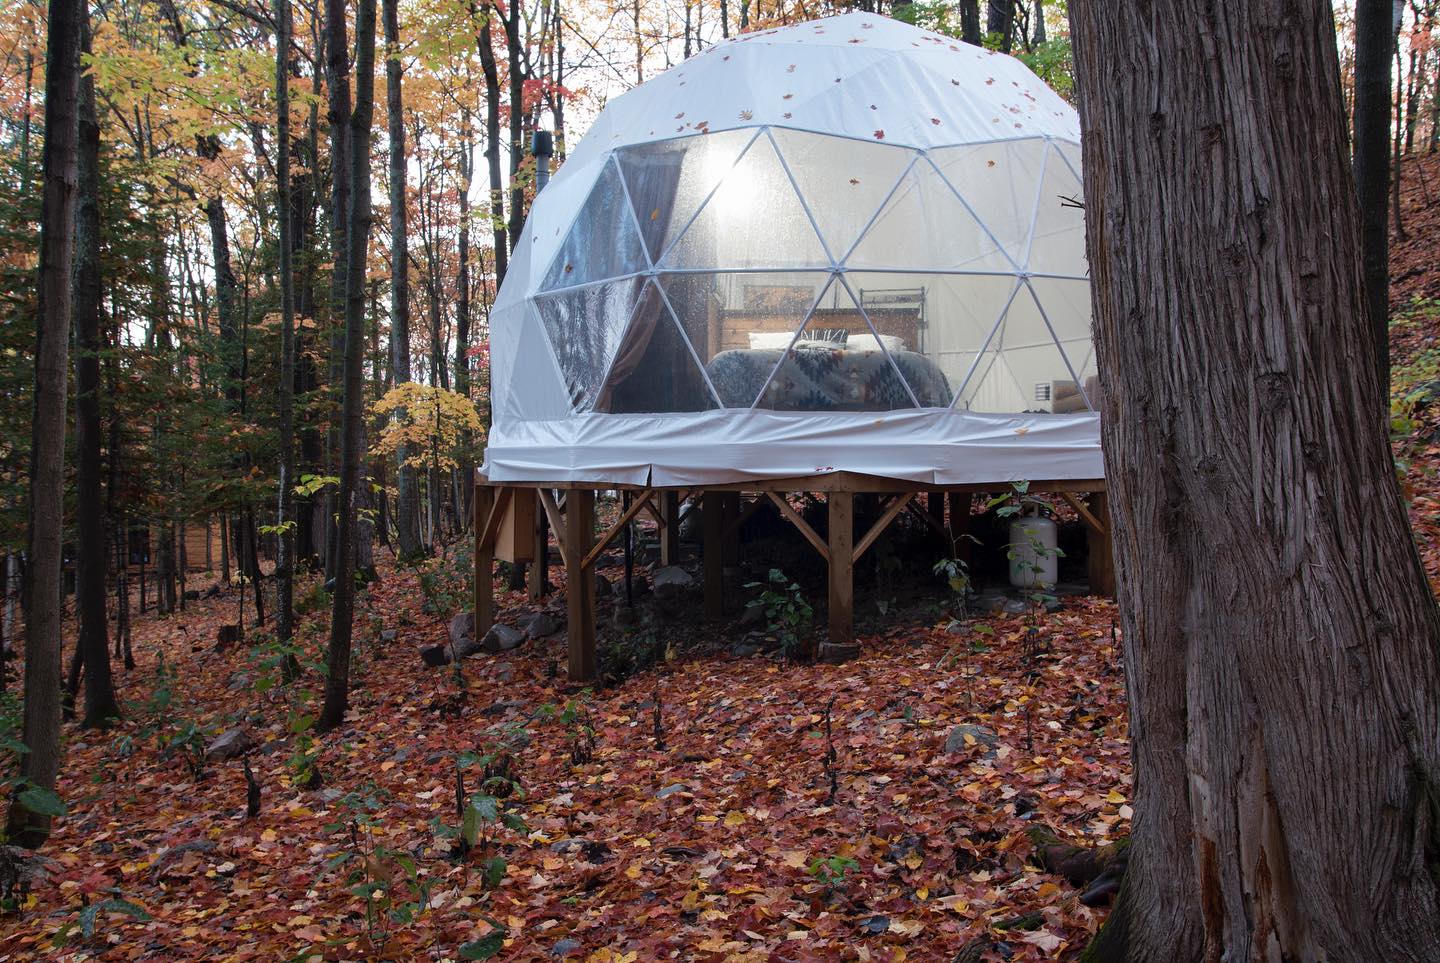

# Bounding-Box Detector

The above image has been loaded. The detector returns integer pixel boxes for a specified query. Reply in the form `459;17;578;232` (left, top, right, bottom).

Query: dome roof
484;13;1099;488
572;12;1078;161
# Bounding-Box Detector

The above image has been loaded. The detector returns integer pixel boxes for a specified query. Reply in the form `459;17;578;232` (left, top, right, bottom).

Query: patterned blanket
707;346;952;410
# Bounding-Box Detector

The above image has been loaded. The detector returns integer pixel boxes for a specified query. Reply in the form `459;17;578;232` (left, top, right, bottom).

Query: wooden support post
565;489;597;681
827;491;855;645
660;491;680;566
720;493;740;566
703;491;723;618
947;491;973;564
528;491;546;599
1087;491;1116;597
474;484;495;638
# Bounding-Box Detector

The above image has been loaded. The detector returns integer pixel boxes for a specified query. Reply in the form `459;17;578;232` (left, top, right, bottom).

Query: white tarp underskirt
482;409;1102;486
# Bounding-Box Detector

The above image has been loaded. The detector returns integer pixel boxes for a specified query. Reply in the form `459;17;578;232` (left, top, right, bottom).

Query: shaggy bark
1070;1;1440;959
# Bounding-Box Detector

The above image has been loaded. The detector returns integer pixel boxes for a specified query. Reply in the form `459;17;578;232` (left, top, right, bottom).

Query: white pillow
747;332;795;350
846;333;906;353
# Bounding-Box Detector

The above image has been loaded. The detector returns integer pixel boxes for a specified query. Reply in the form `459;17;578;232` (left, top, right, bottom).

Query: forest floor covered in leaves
3;152;1440;963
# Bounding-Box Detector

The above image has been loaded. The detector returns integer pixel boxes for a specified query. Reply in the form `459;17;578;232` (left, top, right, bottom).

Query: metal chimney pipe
531;130;554;191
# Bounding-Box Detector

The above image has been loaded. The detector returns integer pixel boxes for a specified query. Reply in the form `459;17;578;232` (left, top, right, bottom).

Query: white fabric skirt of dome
483;11;1102;486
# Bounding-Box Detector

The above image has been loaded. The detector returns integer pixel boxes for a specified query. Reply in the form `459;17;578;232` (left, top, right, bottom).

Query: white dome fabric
484;12;1102;487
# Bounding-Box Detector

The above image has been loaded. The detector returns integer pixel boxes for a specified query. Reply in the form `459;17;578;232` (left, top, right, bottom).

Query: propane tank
1008;513;1058;588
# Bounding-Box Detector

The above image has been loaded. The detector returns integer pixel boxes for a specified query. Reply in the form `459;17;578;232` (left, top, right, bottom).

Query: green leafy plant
325;785;432;951
50;889;150;948
807;854;860;892
744;568;814;659
457;922;509;959
416;542;472;616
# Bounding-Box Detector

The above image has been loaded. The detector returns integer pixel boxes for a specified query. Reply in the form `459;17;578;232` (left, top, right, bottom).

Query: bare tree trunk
1354;0;1396;397
9;0;83;850
73;12;119;729
986;1;1014;51
323;0;353;584
1070;1;1440;959
321;0;377;733
477;5;509;284
384;0;423;561
275;0;300;667
455;120;475;528
1393;41;1409;239
959;0;982;45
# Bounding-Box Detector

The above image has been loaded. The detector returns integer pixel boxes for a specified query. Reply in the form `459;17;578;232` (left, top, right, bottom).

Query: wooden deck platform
474;471;1111;682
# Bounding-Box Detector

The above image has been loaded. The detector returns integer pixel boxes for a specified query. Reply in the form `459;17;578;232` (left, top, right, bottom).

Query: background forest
0;0;1438;957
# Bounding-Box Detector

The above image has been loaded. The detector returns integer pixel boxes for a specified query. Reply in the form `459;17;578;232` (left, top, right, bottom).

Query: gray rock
739;604;767;627
944;724;1000;756
594;573;613;598
1003;599;1031;615
731;643;761;658
448;612;474;648
522;612;562;640
655;783;690;799
549;837;587;853
493;662;514;683
551;938;582;958
482;623;526;654
652;566;694;597
976;593;1009;614
205;727;255;761
1044;599;1064;614
819;641;861;665
379;629;397;643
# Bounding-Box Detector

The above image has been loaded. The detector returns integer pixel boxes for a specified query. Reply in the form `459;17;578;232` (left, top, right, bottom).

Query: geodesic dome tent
484;12;1102;486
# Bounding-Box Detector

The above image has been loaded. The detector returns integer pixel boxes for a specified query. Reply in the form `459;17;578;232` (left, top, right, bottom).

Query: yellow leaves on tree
370;382;483;473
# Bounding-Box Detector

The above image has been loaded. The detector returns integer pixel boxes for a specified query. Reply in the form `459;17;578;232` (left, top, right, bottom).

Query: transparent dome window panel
751;276;924;412
769;128;917;260
660;271;830;406
845;272;1023;404
534;276;646;412
598;281;720;414
502;314;572;421
928;138;1048;269
540;159;648;291
615;129;757;263
657;133;830;271
1027;147;1087;277
843;154;1018;273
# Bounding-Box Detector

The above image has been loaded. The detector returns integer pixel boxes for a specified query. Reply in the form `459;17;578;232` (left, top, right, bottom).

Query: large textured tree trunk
1070;2;1440;959
9;0;83;849
383;0;423;561
73;13;120;729
1353;0;1395;396
320;0;377;733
